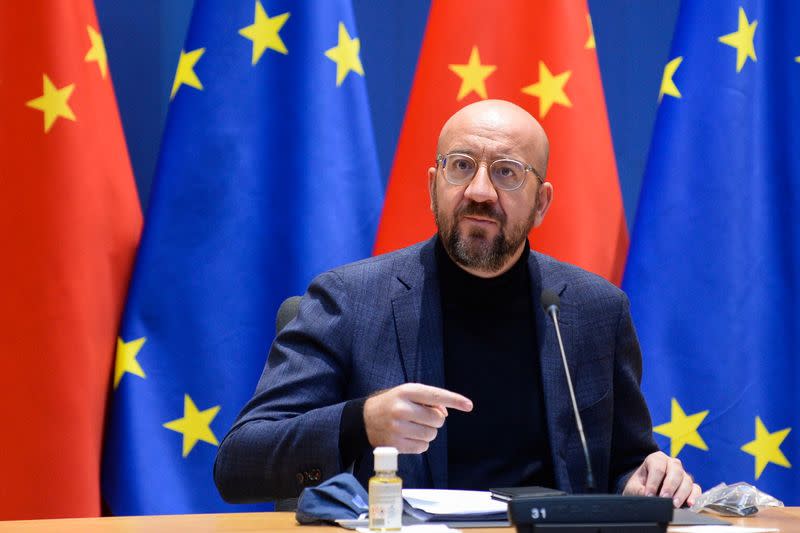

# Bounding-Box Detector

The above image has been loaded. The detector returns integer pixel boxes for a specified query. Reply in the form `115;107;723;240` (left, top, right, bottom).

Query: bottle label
369;482;402;530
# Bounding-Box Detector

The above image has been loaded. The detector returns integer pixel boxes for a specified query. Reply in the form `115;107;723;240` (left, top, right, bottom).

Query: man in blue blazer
214;100;700;507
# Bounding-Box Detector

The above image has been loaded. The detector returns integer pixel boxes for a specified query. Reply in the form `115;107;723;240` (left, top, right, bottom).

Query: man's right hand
363;383;473;453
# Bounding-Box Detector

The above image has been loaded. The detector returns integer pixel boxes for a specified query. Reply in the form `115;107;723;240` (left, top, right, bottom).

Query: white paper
357;525;460;533
402;489;507;516
670;526;778;532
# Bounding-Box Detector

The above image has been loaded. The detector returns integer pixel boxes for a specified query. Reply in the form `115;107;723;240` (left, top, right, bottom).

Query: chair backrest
272;295;303;512
275;295;302;334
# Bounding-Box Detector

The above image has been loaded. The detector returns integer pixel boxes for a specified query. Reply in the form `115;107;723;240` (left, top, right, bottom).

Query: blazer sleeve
214;270;354;502
609;293;660;493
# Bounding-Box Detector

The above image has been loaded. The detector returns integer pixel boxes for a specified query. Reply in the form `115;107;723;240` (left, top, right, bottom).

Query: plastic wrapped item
690;482;783;517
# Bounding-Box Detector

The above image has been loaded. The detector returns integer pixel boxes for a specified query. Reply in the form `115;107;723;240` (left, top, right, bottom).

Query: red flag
0;2;141;519
375;0;626;284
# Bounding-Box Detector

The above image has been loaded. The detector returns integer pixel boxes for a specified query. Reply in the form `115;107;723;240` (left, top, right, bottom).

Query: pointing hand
363;383;473;453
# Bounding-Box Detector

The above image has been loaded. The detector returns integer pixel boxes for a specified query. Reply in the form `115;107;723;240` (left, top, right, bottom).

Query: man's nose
463;164;498;203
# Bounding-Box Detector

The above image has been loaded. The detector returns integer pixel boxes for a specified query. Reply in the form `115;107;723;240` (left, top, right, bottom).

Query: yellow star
238;1;289;65
324;22;364;87
170;48;205;100
84;25;108;78
658;56;683;102
585;14;596;50
718;7;757;73
741;416;791;479
653;398;709;457
163;394;221;457
114;337;147;389
25;74;76;133
521;61;572;118
448;46;497;101
795;56;800;64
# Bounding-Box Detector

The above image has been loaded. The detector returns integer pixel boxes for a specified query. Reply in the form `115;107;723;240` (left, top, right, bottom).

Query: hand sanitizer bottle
369;446;402;531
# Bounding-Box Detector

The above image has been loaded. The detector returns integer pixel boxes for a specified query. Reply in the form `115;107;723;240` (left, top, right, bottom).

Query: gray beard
432;188;537;273
446;224;514;272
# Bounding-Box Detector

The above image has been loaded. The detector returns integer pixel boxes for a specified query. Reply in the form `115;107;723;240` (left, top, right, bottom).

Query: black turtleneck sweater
338;239;555;490
436;238;555;490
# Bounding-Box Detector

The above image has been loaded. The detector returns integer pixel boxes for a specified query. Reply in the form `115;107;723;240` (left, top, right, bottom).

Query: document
670;527;778;532
357;525;460;533
402;489;508;522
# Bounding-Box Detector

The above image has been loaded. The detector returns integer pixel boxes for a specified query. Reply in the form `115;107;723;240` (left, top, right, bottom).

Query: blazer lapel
391;239;447;488
529;253;573;492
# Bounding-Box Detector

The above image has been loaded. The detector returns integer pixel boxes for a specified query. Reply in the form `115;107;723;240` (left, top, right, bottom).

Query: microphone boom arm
546;303;596;492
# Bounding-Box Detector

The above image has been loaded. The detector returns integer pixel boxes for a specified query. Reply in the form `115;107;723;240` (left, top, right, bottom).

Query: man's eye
497;165;516;177
452;158;473;171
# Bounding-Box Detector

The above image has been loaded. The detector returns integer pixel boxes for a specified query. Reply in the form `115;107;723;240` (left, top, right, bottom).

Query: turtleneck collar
435;235;531;306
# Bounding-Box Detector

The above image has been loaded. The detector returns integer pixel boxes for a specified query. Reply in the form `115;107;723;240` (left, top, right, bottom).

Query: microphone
540;289;595;492
505;291;674;532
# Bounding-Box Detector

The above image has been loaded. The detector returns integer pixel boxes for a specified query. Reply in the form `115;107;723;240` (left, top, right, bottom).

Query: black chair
273;295;302;512
276;295;302;334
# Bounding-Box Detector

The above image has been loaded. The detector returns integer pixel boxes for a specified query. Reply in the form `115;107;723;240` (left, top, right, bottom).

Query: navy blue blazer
214;238;658;502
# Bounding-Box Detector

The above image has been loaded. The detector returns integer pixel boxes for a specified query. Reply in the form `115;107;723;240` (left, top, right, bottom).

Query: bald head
437;100;550;178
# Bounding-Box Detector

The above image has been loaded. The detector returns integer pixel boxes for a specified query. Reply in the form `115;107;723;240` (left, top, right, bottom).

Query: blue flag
102;0;383;514
624;1;799;503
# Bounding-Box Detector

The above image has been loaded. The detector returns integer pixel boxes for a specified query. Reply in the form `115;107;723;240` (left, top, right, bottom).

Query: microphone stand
546;303;595;492
507;292;673;533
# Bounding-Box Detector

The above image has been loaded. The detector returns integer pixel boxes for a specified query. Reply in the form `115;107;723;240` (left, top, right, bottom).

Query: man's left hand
623;451;701;508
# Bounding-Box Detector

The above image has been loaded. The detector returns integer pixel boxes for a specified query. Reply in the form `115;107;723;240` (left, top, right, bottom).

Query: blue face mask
296;473;369;525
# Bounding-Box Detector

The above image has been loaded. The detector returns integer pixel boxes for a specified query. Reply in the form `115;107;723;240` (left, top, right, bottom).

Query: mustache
456;202;506;225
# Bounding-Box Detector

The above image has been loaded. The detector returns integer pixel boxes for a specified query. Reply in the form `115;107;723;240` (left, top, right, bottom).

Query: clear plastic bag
690;482;783;517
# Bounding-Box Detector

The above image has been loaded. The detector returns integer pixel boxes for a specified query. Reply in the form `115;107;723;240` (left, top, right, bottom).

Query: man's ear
427;166;437;212
532;181;554;228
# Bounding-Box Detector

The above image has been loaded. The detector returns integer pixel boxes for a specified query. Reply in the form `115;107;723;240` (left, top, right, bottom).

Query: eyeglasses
436;152;543;191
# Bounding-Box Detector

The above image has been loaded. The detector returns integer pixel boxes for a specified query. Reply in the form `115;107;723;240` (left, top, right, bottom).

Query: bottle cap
373;446;398;471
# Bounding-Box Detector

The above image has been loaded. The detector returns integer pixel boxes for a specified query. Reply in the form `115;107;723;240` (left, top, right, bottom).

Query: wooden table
0;509;798;532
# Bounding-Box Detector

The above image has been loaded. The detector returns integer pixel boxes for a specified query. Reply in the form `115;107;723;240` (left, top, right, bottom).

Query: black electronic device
515;291;674;532
508;494;673;532
490;486;565;502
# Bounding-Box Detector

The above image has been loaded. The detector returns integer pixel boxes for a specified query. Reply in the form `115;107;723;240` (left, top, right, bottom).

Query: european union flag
102;0;383;514
624;1;799;503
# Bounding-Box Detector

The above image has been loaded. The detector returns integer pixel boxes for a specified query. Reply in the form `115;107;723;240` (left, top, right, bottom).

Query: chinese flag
0;1;141;519
375;0;626;284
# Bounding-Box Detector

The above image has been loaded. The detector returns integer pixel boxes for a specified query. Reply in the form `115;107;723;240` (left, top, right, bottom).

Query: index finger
400;383;473;412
